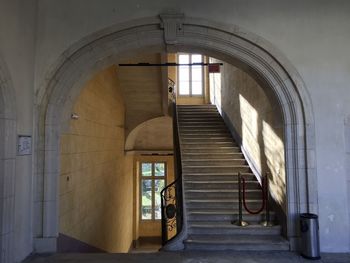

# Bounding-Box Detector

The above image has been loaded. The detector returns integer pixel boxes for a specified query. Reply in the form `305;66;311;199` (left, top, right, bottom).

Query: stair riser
183;167;251;173
184;182;260;189
188;214;274;222
182;149;241;154
183;160;246;166
188;227;281;236
184;177;256;183
182;153;243;159
181;143;236;149
181;138;233;143
185;192;262;199
184;243;289;251
186;202;264;209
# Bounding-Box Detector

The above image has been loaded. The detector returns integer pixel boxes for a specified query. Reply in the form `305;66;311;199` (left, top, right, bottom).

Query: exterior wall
209;59;286;222
59;67;133;252
33;1;350;252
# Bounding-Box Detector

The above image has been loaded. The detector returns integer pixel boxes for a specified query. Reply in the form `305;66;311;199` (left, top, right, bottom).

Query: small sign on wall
17;135;32;155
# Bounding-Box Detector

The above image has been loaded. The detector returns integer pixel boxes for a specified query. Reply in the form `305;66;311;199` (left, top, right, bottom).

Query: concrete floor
23;251;350;263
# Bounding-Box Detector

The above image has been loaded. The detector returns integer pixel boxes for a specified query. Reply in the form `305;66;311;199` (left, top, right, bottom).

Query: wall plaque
17;135;32;155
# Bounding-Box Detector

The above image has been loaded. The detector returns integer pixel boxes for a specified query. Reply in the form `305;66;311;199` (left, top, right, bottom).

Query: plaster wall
116;54;163;135
33;0;350;252
125;117;173;151
0;0;36;262
59;67;133;252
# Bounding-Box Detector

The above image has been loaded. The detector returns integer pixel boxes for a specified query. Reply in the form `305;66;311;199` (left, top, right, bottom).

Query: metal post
261;172;274;227
232;172;248;227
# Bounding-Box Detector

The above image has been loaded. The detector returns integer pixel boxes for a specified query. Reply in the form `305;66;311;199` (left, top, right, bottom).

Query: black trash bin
300;213;321;260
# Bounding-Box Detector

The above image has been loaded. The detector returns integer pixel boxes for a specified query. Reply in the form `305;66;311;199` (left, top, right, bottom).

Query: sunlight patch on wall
262;120;286;207
239;94;261;173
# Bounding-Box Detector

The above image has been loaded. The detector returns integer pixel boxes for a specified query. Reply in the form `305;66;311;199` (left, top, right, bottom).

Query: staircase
177;104;289;251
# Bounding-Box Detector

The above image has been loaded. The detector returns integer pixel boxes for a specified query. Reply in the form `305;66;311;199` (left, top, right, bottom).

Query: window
141;162;166;220
178;53;204;96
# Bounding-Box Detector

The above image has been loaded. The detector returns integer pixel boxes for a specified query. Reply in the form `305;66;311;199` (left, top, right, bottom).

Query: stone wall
59;66;133;252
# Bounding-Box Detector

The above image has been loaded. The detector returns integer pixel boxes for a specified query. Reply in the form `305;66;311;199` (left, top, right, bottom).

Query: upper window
178;53;204;96
140;162;166;220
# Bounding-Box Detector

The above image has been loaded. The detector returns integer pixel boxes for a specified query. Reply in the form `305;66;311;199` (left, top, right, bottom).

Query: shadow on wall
209;58;286;233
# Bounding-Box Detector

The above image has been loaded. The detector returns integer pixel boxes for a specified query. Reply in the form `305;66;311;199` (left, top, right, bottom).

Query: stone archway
35;14;316;252
0;55;17;263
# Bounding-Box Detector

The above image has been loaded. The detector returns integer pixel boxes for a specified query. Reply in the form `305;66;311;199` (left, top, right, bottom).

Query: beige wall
209;59;286;212
133;155;174;239
59;66;133;252
117;54;164;135
125;117;173;151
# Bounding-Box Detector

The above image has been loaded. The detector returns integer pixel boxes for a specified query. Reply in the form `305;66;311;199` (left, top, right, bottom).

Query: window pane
192;54;202;63
155;163;165;176
179;54;189;64
192;66;202;82
179;66;189;81
192;81;203;95
154;179;165;219
179;81;190;95
141;163;152;177
142;179;153;219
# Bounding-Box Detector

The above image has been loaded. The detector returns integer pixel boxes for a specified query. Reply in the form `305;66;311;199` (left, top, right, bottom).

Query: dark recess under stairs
177;104;289;251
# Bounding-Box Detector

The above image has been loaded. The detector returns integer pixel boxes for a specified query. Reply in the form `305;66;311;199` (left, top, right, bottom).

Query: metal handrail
161;79;183;245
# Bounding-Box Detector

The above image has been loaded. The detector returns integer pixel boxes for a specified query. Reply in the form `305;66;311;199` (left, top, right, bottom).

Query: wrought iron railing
160;79;183;245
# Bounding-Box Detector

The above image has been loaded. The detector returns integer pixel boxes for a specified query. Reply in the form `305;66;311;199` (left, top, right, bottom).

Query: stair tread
188;209;274;214
185;180;257;183
185;235;289;244
187;198;262;202
185;189;260;193
189;222;280;228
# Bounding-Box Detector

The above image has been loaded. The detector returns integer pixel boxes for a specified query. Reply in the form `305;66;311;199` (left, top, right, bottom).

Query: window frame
177;53;205;97
140;161;167;221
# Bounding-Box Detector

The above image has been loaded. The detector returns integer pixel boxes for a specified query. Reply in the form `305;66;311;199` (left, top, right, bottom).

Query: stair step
181;137;232;141
186;199;264;209
183;159;246;166
185;189;262;199
183;165;251;173
184;179;259;187
188;222;281;235
184;235;289;251
183;172;255;181
187;210;275;222
182;147;241;154
182;153;243;159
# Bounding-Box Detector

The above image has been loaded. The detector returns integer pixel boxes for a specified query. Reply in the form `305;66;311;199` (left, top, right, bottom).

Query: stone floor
23;251;350;263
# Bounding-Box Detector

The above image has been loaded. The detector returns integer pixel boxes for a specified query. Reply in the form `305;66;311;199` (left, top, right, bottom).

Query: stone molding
0;54;17;263
35;15;317;252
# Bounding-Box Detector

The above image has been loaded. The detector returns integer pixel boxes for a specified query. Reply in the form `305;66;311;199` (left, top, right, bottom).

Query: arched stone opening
0;56;17;263
34;15;316;252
